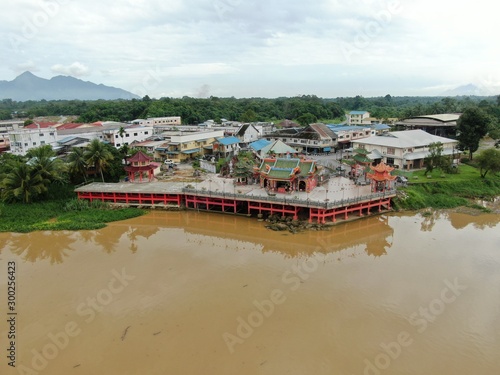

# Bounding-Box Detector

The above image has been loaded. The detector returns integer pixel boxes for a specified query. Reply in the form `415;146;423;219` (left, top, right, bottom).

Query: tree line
0;141;124;204
1;95;499;126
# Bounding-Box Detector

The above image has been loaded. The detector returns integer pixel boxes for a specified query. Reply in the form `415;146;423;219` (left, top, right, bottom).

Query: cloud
51;62;91;77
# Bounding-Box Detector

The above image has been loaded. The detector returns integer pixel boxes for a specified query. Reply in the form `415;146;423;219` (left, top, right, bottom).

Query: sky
1;0;499;99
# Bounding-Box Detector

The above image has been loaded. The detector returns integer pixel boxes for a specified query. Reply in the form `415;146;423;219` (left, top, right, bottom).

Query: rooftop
353;129;458;148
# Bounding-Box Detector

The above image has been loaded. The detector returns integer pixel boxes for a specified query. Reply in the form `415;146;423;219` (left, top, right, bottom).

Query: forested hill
0;94;499;125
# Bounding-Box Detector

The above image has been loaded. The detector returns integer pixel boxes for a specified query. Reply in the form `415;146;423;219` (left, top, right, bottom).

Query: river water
1;210;499;375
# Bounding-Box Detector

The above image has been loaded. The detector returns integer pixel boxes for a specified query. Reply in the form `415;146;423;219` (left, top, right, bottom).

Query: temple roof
258;158;317;180
367;162;396;181
128;151;152;163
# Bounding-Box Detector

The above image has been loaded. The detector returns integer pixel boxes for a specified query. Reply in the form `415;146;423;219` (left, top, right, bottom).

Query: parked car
395;175;408;184
164;159;177;167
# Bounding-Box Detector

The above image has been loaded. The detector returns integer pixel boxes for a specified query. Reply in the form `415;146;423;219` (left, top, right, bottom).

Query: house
352;129;459;170
156;129;224;162
266;123;338;154
327;124;376;149
249;139;272;156
130;140;168;160
394;113;461;137
347;111;371;125
212;136;241;159
235;124;261;146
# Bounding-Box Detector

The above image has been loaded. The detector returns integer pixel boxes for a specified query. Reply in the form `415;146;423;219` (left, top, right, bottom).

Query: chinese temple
256;158;318;193
124;151;159;182
366;162;396;192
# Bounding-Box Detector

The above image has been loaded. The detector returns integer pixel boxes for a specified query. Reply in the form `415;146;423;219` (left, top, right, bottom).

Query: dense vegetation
2;95;500;128
0;142;143;232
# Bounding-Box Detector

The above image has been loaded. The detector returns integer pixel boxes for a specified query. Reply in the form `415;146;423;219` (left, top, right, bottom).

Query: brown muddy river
1;210;500;375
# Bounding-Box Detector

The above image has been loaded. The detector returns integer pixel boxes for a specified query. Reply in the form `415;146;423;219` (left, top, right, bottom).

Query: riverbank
0;199;144;233
393;164;500;211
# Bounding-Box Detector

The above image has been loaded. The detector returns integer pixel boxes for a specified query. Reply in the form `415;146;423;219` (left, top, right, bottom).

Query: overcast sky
1;0;499;98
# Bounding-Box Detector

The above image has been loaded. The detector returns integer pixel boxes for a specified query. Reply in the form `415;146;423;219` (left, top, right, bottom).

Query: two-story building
327;125;376;150
346;111;371;125
156;130;225;162
352;129;459;170
102;124;154;148
266;123;338;154
132;117;181;126
235;124;261;147
212;136;241;159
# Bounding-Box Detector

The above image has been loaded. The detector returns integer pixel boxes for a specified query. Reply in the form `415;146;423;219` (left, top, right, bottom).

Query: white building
8;126;58;155
132;117;181;126
235;124;261;146
346;111;371;125
102;124;154;148
352;129;459;170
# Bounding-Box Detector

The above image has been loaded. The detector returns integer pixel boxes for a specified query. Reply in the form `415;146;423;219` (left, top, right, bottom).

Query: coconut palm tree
83;139;114;182
0;162;49;203
26;145;67;183
67;147;88;183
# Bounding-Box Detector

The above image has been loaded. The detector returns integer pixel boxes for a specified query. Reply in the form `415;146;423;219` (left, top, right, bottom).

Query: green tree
424;142;444;173
296;113;317;126
457;107;492;160
475;148;500;178
0;162;49;203
67;147;88;183
26;145;67;184
84;139;114;182
240;109;257;123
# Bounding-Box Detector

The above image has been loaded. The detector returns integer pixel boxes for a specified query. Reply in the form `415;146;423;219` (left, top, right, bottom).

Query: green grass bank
393;164;500;211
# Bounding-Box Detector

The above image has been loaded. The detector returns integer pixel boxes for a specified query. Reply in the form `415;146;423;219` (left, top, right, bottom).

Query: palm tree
84;139;114;182
118;126;126;146
0;162;49;203
26;145;67;184
67;147;88;183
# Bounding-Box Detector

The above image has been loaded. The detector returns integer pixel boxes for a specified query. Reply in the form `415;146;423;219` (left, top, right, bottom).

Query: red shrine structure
124;151;159;182
255;158;319;193
366;162;396;192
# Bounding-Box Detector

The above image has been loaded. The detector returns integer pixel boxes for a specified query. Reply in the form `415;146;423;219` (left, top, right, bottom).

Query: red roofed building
25;122;57;129
56;123;85;130
366;162;396;192
124;151;159;182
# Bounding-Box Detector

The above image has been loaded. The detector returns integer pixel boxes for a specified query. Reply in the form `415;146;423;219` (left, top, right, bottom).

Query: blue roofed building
212;136;241;158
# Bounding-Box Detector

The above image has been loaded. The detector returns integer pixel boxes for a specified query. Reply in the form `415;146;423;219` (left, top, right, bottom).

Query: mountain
442;84;486;96
0;72;140;101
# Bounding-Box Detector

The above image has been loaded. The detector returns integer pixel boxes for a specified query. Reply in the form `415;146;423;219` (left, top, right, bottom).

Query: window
125;134;130;137
41;141;45;145
386;157;395;165
145;131;149;135
49;132;54;136
387;147;395;155
115;135;119;138
134;133;138;136
33;142;37;146
40;133;44;137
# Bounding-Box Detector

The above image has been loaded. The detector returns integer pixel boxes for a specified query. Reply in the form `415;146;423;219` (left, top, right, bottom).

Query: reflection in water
0;210;499;375
5;231;77;264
